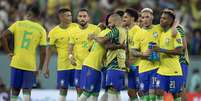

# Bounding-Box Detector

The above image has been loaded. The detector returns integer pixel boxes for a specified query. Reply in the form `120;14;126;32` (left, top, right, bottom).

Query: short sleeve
69;32;75;44
131;30;143;49
174;33;183;48
48;29;56;45
176;25;185;38
8;21;18;34
40;28;47;46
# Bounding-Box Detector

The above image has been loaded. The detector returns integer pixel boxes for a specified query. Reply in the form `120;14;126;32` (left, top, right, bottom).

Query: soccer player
92;13;127;101
44;8;77;101
154;9;184;101
68;8;100;99
77;16;112;101
122;8;140;101
1;5;47;101
130;8;162;101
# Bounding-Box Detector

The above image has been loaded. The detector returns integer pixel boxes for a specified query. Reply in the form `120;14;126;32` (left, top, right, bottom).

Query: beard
79;21;87;27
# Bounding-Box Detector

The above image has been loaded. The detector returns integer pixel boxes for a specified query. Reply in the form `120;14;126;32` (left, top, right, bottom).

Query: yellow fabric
132;25;162;73
8;20;47;71
157;29;183;76
105;27;127;69
69;24;101;70
48;23;77;71
128;25;141;66
83;28;111;71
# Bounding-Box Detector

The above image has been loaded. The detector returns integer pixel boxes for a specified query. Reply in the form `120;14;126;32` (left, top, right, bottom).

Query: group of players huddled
1;4;189;101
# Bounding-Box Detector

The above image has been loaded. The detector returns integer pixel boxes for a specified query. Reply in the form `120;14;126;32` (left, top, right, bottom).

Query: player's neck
27;17;38;22
79;23;88;29
144;25;153;29
128;22;135;29
163;26;171;32
59;22;70;29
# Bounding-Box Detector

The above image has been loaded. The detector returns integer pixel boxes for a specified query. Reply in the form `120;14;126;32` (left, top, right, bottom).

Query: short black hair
27;5;40;17
78;8;89;14
162;8;176;21
105;13;114;26
125;8;139;21
115;10;124;17
57;8;71;14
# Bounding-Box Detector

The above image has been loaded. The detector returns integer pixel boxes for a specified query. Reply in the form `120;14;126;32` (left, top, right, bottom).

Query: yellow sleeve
48;29;56;45
131;30;142;49
40;28;47;46
69;32;75;44
8;21;18;34
94;26;101;34
174;33;183;48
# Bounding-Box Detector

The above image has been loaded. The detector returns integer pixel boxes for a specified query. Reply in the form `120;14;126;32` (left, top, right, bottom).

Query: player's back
9;20;47;71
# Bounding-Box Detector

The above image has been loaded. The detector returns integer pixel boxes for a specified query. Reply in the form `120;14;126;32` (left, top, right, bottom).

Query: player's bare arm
68;43;76;66
1;29;14;58
153;46;183;55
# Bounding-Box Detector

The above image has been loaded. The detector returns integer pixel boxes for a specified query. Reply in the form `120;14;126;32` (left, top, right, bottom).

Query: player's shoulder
69;23;79;28
49;25;60;33
131;25;141;31
88;23;99;29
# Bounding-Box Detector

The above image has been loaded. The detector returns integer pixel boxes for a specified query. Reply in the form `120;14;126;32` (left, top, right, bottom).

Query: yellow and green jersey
157;28;183;76
105;27;127;70
132;25;162;73
83;28;111;71
69;24;101;70
176;25;190;65
48;23;78;71
8;20;47;71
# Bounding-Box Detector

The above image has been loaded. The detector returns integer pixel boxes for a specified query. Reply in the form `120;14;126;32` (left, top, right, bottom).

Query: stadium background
0;0;201;100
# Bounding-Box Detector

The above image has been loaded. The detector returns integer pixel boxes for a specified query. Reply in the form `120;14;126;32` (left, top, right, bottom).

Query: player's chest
55;33;69;43
160;33;174;48
141;31;159;44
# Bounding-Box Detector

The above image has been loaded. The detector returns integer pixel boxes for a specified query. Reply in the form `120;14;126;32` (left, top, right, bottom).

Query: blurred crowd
0;0;201;54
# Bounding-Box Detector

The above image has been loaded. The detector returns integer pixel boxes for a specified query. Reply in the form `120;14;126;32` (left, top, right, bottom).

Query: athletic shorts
10;67;35;89
74;69;81;88
156;74;183;94
180;63;188;86
57;69;75;89
80;66;101;93
106;68;125;91
128;65;139;89
138;69;158;93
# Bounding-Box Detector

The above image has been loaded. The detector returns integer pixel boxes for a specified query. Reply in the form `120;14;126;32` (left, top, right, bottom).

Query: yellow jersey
105;27;127;70
132;25;162;73
157;28;183;76
83;28;111;71
69;24;100;70
48;23;77;71
8;20;47;71
128;25;141;66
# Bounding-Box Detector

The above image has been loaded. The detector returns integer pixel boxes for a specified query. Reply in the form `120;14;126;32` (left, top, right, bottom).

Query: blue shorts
128;66;139;89
181;63;188;85
10;68;35;89
138;69;158;93
74;70;81;88
101;68;107;89
57;69;75;89
106;69;125;91
156;74;183;94
80;66;101;93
